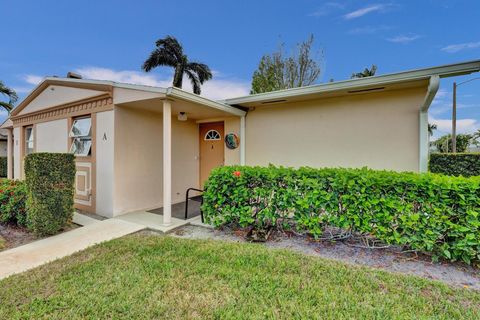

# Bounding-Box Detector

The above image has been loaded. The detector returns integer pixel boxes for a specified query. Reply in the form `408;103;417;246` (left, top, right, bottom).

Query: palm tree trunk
173;65;184;89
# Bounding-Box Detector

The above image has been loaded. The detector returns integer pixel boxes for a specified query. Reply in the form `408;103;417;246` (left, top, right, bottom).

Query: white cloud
387;34;421;44
309;2;345;17
75;66;250;100
348;25;391;35
343;4;387;19
23;75;43;85
441;41;480;53
435;88;449;99
12;86;34;94
429;117;479;137
76;67;171;87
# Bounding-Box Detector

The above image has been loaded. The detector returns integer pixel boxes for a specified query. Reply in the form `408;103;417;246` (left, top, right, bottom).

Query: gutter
418;75;440;173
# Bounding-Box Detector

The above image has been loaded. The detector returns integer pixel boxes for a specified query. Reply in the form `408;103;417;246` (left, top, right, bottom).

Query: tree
142;36;212;94
0;81;18;113
351;65;377;79
472;129;480;147
250;35;322;94
428;123;437;136
433;134;473;153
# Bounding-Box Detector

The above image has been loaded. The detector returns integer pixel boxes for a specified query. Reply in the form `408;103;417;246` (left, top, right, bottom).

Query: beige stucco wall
18;85;105;116
224;117;241;165
35;119;69;152
96;110;115;217
245;87;426;172
113;106;199;215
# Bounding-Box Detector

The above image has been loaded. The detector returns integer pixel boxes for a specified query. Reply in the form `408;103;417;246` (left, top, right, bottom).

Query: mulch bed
0;223;79;252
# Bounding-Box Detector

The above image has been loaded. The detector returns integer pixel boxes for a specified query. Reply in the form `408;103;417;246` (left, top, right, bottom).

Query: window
70;117;92;156
25;126;34;155
204;130;221;141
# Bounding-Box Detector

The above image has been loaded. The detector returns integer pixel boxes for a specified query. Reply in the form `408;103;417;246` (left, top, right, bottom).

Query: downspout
419;75;440;172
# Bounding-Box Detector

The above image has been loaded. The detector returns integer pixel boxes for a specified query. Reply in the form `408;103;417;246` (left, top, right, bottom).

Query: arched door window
204;130;221;141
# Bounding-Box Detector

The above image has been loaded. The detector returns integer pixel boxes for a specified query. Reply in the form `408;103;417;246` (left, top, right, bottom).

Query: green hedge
430;153;480;177
0;179;27;227
25;153;76;236
202;166;480;264
0;157;6;178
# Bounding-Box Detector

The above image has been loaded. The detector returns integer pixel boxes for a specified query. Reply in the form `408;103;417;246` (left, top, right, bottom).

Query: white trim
162;100;172;226
240;115;246;165
419;75;440;173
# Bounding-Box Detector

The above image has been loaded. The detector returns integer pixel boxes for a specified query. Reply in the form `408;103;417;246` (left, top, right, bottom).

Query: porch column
6;128;13;179
162;100;172;225
240;115;246;165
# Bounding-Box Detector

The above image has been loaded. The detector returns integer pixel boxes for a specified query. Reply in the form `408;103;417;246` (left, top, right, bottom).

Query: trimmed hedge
430;153;480;177
0;157;6;178
25;153;76;236
0;179;27;227
202;166;480;264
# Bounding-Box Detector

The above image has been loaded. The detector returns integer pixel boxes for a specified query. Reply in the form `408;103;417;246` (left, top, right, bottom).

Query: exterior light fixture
178;112;187;121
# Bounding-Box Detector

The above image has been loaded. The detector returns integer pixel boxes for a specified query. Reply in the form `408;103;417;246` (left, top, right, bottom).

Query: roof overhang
225;59;480;107
10;77;246;118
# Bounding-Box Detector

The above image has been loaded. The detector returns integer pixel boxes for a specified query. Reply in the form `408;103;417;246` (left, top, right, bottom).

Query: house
1;60;479;221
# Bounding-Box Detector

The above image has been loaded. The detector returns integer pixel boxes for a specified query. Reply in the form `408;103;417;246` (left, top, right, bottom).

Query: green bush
0;157;6;177
430;153;480;177
0;179;28;227
202;166;480;264
24;153;76;236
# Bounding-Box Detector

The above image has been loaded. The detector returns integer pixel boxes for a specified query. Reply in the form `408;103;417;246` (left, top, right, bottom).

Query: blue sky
1;0;479;139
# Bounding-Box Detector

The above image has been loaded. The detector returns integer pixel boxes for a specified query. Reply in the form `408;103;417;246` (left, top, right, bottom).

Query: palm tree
142;36;212;94
0;81;18;113
351;65;377;79
428;123;437;136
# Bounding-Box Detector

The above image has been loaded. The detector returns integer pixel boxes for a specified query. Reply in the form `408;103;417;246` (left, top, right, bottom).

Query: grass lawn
0;234;479;319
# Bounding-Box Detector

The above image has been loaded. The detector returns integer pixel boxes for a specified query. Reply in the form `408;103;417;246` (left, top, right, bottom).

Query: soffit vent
261;99;288;104
347;87;385;94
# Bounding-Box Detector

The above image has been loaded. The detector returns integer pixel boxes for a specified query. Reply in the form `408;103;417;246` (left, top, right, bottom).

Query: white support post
240;115;246;165
7;128;13;179
162;100;172;225
419;111;429;173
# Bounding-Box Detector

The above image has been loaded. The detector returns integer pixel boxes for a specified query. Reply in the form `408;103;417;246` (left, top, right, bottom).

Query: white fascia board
225;60;480;105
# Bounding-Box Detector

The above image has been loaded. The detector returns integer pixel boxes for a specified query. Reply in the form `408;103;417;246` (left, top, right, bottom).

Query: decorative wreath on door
224;133;240;149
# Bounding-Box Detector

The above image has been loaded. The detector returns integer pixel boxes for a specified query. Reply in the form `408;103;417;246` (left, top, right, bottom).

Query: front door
199;122;224;188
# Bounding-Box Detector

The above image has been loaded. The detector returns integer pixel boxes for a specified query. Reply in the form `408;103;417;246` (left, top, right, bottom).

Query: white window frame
69;117;92;157
24;126;34;155
70;118;92;138
204;129;221;141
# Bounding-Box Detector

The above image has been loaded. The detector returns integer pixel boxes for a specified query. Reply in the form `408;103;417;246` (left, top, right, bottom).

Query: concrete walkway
0;219;144;280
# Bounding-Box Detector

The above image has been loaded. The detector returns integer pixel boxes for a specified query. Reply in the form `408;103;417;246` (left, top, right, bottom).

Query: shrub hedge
202;166;480;264
0;157;6;177
24;153;76;236
430;153;480;177
0;179;27;227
